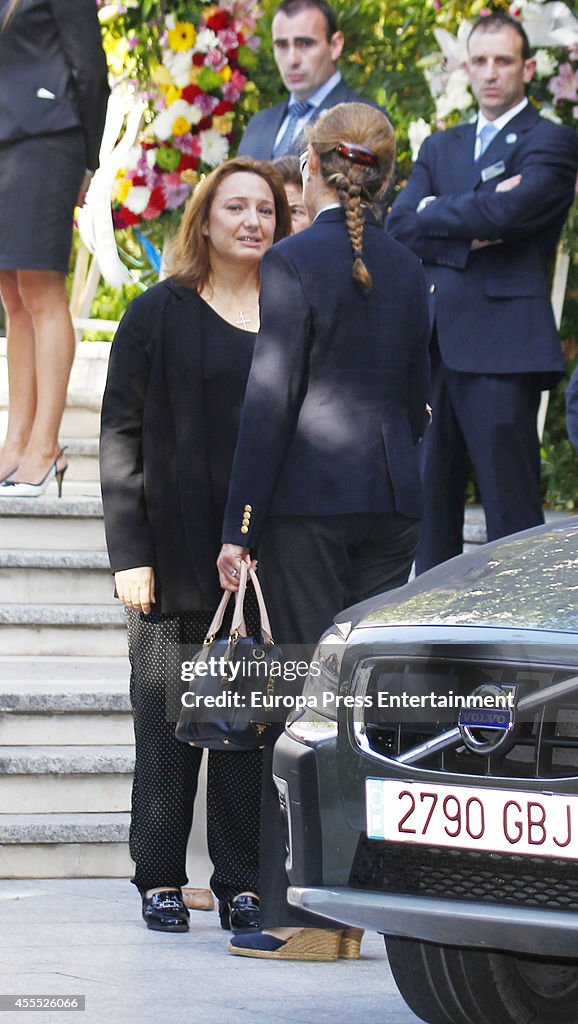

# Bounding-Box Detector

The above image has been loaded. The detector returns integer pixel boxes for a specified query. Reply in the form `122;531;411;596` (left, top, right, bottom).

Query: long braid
326;169;372;293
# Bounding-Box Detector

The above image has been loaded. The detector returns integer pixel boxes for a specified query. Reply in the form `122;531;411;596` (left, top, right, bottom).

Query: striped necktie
273;101;314;157
476;122;499;160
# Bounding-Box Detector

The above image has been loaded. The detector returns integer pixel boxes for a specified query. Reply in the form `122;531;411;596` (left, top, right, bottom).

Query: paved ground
0;879;422;1024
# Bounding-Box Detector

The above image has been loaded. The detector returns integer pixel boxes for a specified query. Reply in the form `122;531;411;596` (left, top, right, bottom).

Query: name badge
481;160;506;183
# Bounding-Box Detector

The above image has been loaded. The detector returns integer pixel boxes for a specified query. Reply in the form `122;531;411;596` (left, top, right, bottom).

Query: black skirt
0;128;85;273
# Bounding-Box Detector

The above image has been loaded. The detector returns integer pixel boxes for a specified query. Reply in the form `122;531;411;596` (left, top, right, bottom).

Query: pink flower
205;47;227;71
549;63;578;105
163;173;192;210
194;92;220;116
173;133;195;153
218;28;239;50
222;82;242;103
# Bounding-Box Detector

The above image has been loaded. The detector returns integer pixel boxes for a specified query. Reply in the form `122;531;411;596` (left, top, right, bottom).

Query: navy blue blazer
222;209;430;549
0;0;109;170
238;79;381;159
387;103;578;377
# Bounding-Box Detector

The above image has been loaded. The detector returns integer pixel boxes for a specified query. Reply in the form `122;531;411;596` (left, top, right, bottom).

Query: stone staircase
0;341;134;877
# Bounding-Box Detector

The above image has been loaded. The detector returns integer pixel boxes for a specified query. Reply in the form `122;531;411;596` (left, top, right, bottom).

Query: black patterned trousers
126;608;262;898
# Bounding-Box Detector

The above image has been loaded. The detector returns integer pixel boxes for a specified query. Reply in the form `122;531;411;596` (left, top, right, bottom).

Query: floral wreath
97;1;260;230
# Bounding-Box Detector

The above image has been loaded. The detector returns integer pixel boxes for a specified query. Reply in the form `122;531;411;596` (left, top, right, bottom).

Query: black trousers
126;608;262;899
416;343;544;574
255;512;421;927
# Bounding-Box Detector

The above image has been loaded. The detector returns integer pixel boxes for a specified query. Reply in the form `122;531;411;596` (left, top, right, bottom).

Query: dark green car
274;518;578;1024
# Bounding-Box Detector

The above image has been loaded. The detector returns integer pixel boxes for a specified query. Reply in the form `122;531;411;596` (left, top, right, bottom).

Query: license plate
366;778;577;858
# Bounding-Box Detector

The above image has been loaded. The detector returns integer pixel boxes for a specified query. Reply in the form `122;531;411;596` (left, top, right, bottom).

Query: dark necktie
273;101;314;157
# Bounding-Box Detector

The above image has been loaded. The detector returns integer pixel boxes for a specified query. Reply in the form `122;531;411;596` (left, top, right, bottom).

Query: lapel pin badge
505;133;517;144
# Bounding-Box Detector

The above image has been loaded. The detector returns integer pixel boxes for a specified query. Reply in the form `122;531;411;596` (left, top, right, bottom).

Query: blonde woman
218;103;431;960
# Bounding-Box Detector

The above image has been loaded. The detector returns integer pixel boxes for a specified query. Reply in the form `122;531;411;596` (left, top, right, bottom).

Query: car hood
335;519;578;634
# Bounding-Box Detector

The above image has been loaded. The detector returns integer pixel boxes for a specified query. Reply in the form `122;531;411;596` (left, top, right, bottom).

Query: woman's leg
127;609;204;894
11;269;75;483
0;271;36;480
207;747;262;903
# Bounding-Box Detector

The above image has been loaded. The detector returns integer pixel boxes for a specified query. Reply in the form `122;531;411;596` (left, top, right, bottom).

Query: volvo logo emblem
458;683;516;755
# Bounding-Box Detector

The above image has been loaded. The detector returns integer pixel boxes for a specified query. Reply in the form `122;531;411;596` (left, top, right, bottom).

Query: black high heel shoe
219;893;260;934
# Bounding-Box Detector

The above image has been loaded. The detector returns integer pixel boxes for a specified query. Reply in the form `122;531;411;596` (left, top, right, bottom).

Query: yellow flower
152;63;173;86
213;113;234;135
220;65;232;83
168;22;196;52
189;67;202;85
166;86;183;105
181;169;199;185
203;5;219;18
113;178;132;204
172;116;191;136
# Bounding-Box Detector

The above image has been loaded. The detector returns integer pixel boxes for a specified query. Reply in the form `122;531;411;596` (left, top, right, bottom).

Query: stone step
0;842;133;879
0;550;114;605
0;490;106;550
0;813;133;879
0;604;126;656
0;711;133;746
0;746;134;814
0;655;132;744
60;438;100;483
0;812;130;845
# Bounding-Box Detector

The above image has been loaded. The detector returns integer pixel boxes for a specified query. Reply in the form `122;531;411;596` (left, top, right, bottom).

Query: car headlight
285;625;350;744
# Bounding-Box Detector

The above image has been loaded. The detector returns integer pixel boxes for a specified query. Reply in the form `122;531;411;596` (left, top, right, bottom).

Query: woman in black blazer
100;157;291;934
218;103;431;960
0;0;109;496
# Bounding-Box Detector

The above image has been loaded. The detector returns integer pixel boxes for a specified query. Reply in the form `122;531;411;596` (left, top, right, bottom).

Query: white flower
435;68;473;120
163;49;193;88
165;12;176;30
539;105;563;124
408;119;432;162
124;186;151;215
516;0;578;48
152;100;201;141
534;49;558;78
200;128;229;167
195;28;218;53
145;149;158;168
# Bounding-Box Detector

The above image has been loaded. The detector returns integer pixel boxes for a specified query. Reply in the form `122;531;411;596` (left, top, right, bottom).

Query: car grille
349;835;578;912
358;659;578;782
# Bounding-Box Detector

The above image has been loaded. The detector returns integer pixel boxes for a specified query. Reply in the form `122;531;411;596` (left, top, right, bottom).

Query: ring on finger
229;567;239;578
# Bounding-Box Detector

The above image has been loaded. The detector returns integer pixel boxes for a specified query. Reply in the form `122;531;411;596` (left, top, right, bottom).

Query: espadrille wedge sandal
339;928;364;960
228;927;343;961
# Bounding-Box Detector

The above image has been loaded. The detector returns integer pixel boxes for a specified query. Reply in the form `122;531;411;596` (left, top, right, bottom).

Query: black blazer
100;282;250;613
0;0;109;170
222;208;431;548
387;103;578;377
238;79;382;160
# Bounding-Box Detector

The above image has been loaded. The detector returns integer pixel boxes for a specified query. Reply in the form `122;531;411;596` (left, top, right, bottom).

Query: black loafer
229;893;260;934
142;890;190;932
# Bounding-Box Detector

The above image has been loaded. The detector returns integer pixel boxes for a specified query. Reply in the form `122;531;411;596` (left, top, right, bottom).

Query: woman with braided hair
217;102;431;961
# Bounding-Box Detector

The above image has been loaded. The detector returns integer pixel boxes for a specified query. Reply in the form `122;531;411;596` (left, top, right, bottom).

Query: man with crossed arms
388;12;578;573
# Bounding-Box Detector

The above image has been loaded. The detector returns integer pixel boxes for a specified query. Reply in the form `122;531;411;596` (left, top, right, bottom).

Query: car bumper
288;885;578;958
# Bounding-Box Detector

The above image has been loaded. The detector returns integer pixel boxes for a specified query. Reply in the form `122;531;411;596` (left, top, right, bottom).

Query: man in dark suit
238;0;379;159
388;12;578;573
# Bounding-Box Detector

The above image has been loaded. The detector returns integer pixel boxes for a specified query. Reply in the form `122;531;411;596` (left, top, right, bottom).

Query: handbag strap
229;562;274;646
203;588;233;643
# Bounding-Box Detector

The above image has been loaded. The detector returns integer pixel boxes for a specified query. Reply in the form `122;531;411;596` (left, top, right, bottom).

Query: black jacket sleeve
49;0;110;169
100;298;157;573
